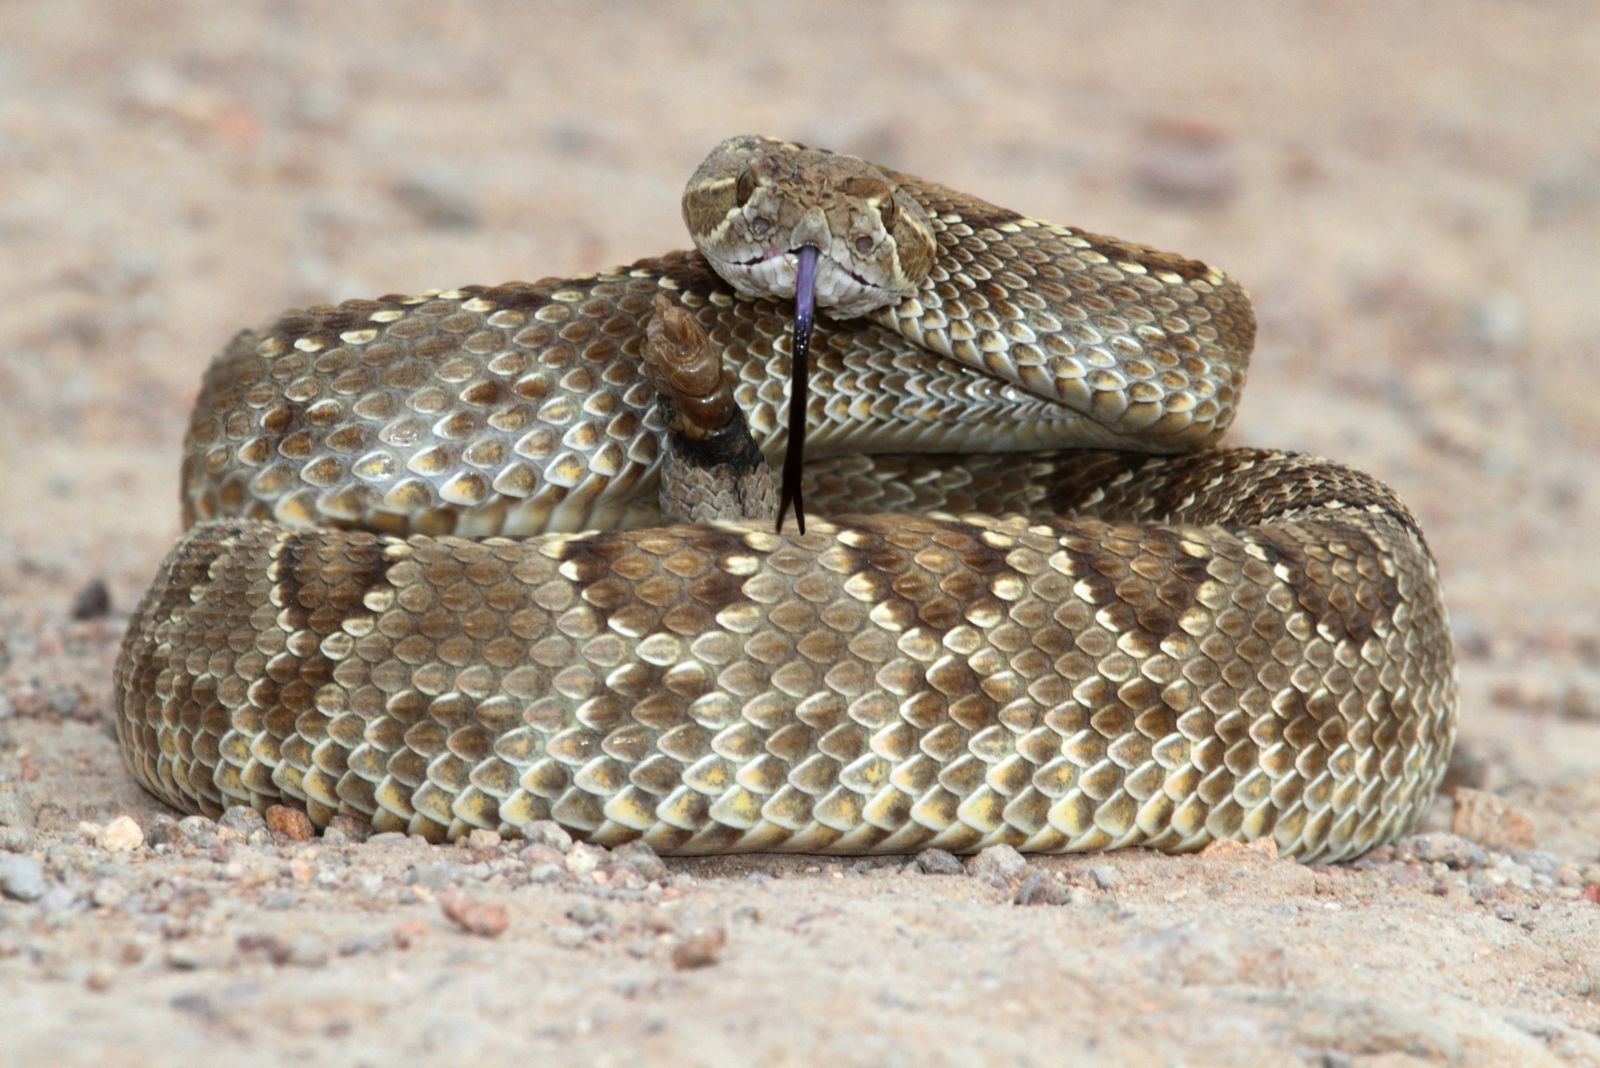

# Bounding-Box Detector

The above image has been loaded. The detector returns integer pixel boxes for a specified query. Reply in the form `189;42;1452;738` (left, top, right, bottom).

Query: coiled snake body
115;136;1456;860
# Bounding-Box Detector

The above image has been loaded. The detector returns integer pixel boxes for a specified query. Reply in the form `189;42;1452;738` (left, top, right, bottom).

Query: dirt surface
4;3;1600;1066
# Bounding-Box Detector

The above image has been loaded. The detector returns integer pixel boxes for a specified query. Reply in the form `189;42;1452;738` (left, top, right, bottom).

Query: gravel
1393;833;1489;869
0;854;47;901
671;926;727;970
265;805;314;842
564;842;606;876
3;7;1599;1067
323;815;373;845
967;844;1027;884
1013;871;1073;906
915;848;964;875
521;820;574;853
218;807;266;836
1088;865;1121;890
610;841;667;881
101;816;143;852
176;816;219;847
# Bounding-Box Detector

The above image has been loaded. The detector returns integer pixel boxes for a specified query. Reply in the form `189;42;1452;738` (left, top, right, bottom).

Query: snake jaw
719;245;885;319
732;246;880;291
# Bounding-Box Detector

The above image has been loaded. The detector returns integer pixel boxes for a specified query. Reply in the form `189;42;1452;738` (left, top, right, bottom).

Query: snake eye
879;193;898;231
854;235;875;255
735;166;758;207
750;217;772;238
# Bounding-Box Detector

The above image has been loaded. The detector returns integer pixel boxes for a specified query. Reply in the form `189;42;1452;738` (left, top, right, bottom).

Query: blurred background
0;0;1597;834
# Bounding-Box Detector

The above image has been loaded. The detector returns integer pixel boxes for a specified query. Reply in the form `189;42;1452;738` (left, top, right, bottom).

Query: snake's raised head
683;135;937;533
682;134;936;318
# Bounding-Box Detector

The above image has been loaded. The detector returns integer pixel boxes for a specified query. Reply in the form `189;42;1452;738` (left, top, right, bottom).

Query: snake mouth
718;245;885;319
734;247;880;292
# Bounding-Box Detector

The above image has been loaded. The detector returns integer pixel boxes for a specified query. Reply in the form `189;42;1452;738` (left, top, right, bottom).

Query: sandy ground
3;3;1600;1065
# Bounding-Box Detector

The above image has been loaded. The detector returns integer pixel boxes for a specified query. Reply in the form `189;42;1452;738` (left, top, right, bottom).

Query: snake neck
858;170;1257;452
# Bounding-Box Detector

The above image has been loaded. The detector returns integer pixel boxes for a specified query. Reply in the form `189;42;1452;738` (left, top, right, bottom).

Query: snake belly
113;144;1457;861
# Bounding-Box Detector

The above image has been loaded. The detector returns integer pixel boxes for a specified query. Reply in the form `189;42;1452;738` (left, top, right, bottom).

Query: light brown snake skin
114;136;1456;860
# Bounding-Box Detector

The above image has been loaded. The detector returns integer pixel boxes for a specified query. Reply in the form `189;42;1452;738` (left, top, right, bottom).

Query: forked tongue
776;243;818;534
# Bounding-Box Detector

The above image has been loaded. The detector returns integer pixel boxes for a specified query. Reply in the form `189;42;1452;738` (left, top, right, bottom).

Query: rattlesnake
114;135;1456;860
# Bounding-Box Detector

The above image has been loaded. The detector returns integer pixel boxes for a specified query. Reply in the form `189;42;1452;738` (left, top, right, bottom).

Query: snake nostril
750;217;772;238
854;235;874;255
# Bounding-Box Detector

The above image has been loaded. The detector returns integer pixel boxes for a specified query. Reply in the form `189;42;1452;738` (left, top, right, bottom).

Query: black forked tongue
776;244;819;534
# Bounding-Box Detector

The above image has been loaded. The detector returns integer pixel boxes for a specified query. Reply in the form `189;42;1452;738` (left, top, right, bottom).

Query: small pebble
1198;837;1279;860
915;848;964;876
164;943;225;971
391;920;428;949
338;933;391;957
144;814;182;848
672;926;727;970
594;863;646;890
464;828;502;852
610;840;667;881
1088;865;1120;890
527;863;568;885
565;842;606;877
966;844;1027;884
1512;850;1563;876
564;899;602;925
0;854;47;902
219;806;267;836
323;815;372;844
70;578;112;620
519;843;566;868
177;816;219;846
265;806;314;842
226;932;328;965
102;816;144;853
91;880;128;909
1394;832;1488;870
1489;857;1535;890
409;862;467;890
1013;872;1072;906
521;820;574;854
439;891;509;938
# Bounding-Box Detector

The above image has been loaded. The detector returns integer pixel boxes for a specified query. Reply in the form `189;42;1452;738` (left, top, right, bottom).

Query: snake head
683;135;938;534
682;134;936;318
